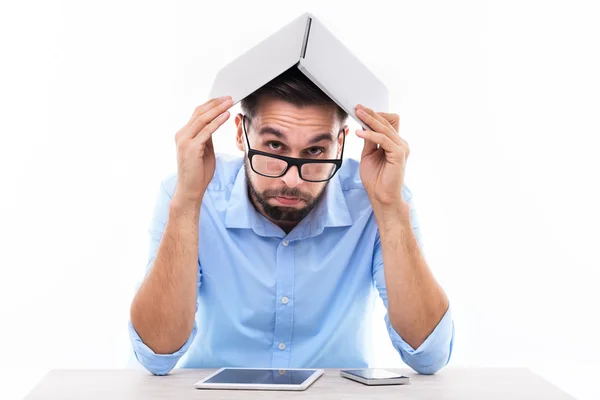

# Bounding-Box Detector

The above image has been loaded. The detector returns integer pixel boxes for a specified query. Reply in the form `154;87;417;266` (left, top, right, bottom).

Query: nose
281;165;302;188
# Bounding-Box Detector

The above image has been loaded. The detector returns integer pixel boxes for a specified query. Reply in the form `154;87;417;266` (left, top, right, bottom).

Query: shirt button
278;342;286;350
282;240;289;246
281;296;289;304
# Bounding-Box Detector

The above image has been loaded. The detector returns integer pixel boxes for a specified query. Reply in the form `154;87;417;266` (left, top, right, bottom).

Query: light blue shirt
129;155;454;376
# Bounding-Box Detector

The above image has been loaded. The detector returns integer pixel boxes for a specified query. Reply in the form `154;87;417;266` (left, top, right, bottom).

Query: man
129;68;454;376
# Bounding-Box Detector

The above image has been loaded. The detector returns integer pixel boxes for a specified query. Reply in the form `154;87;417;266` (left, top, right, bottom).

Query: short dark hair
240;67;348;126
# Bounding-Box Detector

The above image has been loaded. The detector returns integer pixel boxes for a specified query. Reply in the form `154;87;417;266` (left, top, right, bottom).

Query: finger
371;111;397;134
176;97;231;141
356;107;401;145
356;105;395;129
185;98;234;140
374;111;407;148
188;96;231;124
193;110;231;145
360;132;378;158
378;112;400;132
356;129;399;154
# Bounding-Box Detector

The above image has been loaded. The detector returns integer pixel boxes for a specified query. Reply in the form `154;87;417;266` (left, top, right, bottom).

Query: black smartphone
340;369;411;386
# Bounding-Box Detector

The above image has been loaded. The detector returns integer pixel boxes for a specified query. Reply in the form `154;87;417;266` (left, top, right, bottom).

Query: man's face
235;97;347;227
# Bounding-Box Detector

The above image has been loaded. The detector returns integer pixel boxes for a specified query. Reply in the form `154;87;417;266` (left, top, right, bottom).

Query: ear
337;125;348;158
235;113;245;152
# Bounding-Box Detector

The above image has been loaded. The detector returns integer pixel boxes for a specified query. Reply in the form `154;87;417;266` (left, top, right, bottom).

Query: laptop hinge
300;17;312;59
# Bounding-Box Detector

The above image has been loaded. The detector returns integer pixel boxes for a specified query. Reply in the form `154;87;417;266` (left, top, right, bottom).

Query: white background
1;0;599;399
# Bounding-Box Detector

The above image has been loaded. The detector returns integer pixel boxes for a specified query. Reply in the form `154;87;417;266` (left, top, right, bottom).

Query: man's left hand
355;104;409;207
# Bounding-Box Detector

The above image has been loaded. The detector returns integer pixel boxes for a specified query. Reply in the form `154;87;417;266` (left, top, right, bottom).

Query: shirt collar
224;163;353;239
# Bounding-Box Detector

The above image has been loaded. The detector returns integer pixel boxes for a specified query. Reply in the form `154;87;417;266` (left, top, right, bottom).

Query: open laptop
209;12;389;130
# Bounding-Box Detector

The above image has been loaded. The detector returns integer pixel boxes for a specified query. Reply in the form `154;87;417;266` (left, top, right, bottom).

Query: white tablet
194;367;324;391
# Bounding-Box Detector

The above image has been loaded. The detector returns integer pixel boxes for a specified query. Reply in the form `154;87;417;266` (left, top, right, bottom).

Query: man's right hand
173;96;234;205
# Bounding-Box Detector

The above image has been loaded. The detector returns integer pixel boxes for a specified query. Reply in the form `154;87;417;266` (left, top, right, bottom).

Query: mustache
262;187;313;202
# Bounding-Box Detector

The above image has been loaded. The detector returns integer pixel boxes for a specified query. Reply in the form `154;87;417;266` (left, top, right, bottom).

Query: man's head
235;67;349;231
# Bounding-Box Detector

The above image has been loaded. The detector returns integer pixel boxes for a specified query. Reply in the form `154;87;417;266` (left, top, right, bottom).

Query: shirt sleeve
371;185;455;375
128;177;201;375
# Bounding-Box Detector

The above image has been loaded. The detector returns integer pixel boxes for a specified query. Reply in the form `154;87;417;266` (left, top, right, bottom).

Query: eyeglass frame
241;114;346;183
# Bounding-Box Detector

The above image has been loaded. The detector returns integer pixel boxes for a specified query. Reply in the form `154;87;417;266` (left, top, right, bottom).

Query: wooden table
24;367;576;399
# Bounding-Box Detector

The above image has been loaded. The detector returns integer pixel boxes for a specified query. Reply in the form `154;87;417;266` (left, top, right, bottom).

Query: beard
245;163;326;222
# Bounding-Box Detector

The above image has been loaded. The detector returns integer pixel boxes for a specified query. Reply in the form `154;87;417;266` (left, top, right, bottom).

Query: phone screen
344;369;406;380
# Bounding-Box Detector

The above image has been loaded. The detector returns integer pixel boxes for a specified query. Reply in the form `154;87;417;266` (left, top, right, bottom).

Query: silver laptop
209;12;389;129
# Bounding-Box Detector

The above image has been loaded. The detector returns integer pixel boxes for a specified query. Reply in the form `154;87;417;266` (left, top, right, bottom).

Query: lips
273;196;302;206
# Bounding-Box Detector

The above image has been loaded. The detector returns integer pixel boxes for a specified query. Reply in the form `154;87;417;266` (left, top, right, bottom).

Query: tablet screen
204;369;317;385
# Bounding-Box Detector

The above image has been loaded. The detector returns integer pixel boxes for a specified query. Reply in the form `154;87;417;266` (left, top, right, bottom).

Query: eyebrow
258;126;335;145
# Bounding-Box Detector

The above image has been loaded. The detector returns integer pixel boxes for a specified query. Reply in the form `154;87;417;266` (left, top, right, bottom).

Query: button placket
271;239;294;366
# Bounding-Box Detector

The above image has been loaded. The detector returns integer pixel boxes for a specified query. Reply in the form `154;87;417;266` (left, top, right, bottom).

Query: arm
129;96;234;375
355;104;454;374
372;188;454;375
373;199;449;350
128;180;203;376
130;195;201;355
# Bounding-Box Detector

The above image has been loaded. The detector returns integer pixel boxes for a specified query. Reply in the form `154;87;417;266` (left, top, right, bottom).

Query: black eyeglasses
242;114;345;183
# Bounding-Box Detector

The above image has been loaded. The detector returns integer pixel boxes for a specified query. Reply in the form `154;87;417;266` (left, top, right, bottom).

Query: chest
197;224;377;329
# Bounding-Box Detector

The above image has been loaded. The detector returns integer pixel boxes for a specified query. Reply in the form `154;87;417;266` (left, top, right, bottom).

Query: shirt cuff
388;305;455;375
128;320;197;376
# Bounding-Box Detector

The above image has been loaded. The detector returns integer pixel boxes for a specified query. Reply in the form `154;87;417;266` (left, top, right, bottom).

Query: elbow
134;326;194;356
133;349;178;376
129;321;191;377
129;302;194;355
407;350;451;375
146;364;176;376
413;359;447;375
398;328;454;375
